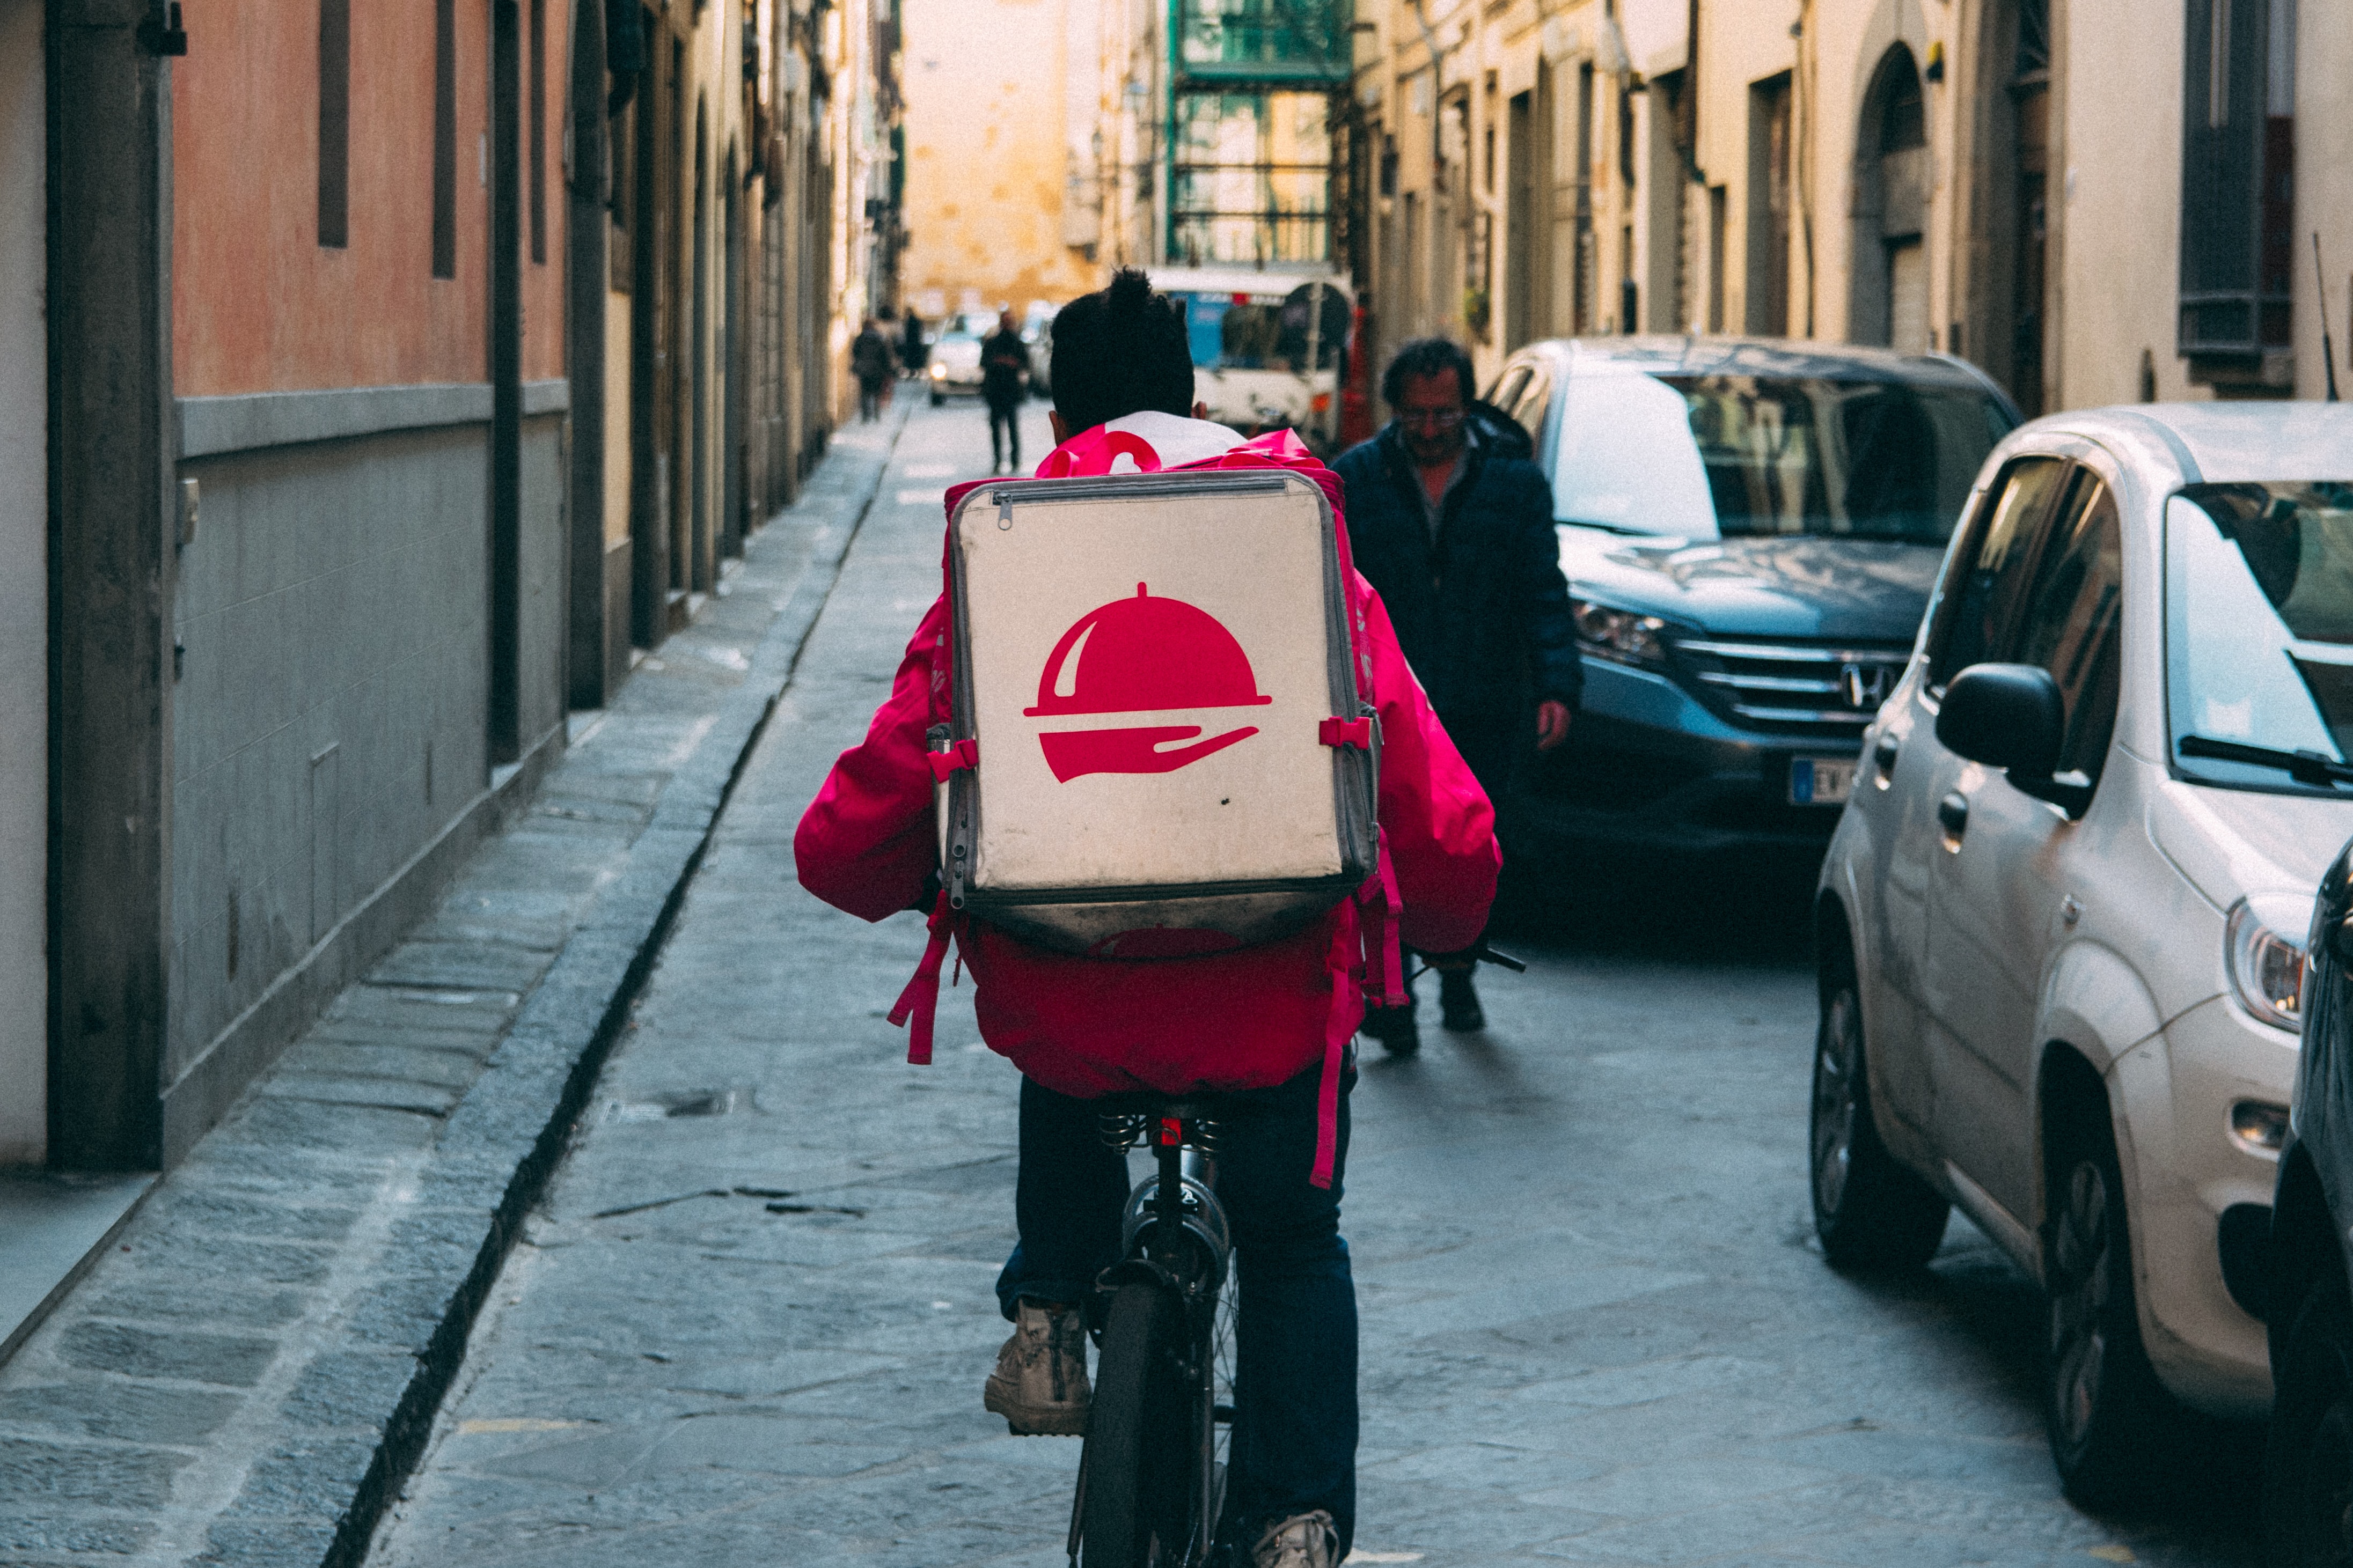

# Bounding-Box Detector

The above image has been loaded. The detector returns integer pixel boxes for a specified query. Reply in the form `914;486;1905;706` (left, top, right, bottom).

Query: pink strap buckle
1318;716;1372;750
926;738;979;782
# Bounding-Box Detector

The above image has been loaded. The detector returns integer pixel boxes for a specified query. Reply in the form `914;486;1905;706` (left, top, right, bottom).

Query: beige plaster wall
901;0;1100;314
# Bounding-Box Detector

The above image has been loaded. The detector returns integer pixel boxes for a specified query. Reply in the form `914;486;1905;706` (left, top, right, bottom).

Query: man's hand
1536;700;1573;752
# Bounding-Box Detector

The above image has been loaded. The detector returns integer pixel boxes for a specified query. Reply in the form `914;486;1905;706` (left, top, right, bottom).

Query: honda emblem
1838;662;1893;710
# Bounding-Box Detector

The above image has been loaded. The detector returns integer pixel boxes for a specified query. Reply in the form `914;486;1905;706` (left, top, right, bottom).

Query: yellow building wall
901;0;1099;313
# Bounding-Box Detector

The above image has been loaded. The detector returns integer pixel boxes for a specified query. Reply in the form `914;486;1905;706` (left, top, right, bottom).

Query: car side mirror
1938;662;2094;815
1938;664;2063;772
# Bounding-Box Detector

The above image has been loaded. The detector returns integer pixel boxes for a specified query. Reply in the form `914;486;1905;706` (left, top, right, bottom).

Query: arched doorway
1851;45;1929;352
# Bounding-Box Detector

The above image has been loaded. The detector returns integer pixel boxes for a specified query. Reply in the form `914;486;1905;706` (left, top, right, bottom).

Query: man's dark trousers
988;397;1022;470
995;1063;1359;1557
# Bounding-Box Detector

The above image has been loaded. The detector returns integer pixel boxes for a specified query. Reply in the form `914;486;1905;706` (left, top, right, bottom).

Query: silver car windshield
2167;482;2353;793
1550;367;2010;542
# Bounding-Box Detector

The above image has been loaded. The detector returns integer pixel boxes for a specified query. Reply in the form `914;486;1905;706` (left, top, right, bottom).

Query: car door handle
1937;791;1969;840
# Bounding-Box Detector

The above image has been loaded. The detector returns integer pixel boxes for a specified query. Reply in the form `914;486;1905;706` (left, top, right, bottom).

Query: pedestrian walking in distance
1330;337;1580;1052
898;306;928;379
851;316;894;422
980;306;1031;473
795;268;1498;1568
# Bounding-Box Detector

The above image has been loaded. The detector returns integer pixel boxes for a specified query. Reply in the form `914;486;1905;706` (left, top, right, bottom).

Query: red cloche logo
1024;583;1272;781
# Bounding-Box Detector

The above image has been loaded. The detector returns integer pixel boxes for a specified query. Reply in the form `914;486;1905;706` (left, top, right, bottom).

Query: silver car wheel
2049;1157;2113;1449
1810;988;1860;1220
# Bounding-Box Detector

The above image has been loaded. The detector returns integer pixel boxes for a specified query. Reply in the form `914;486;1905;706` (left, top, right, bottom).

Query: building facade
1342;0;2353;416
13;0;893;1176
899;0;1109;317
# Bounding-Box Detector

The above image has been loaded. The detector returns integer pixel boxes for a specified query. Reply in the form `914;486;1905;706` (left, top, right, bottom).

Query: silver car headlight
928;362;946;379
1572;601;1672;668
2225;893;2313;1033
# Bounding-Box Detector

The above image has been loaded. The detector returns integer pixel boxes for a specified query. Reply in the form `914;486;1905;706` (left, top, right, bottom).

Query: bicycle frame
1070;1100;1235;1567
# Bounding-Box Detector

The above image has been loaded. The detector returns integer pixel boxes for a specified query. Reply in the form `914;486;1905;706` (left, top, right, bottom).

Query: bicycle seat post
1149;1112;1188;1269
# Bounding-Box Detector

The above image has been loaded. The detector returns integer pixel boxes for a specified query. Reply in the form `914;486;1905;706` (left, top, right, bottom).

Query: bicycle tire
1082;1282;1196;1568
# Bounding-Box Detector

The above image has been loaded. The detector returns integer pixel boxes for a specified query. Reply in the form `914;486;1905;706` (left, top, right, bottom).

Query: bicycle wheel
1082;1282;1198;1568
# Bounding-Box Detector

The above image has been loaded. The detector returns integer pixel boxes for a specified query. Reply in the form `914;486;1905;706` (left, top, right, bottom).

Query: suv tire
1809;976;1949;1270
2042;1101;2187;1508
2264;1269;2353;1564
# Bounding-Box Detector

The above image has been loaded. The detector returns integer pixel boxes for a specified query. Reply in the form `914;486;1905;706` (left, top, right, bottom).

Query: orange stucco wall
173;0;567;395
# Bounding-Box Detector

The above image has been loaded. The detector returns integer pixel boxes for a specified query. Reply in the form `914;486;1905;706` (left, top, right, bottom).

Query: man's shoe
1439;968;1485;1032
1359;1000;1420;1056
982;1300;1089;1435
1252;1510;1339;1568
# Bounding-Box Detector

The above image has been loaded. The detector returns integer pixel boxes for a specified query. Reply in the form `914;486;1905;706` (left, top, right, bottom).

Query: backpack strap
1354;829;1406;1009
1311;918;1357;1191
888;889;959;1064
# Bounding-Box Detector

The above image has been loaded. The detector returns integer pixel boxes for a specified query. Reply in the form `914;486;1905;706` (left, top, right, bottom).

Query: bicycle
1067;1092;1236;1568
1066;943;1524;1568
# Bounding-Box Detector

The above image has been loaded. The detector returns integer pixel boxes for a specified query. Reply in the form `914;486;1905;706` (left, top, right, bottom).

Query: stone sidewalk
0;407;907;1568
364;397;2259;1568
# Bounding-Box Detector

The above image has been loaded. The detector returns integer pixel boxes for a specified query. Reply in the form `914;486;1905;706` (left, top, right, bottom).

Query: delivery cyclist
794;269;1498;1568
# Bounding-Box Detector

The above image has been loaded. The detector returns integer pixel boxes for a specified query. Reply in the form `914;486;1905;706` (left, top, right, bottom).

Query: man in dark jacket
1331;336;1580;1047
899;307;928;378
980;308;1031;473
851;319;895;422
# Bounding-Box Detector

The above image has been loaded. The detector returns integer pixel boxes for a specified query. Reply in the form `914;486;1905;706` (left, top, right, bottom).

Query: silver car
1812;401;2353;1503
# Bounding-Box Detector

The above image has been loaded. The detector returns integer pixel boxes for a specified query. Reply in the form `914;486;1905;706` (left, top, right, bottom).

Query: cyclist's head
1049;269;1196;439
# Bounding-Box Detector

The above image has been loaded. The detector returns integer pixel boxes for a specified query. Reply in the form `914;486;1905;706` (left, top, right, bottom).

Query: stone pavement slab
366;399;2258;1568
0;408;907;1568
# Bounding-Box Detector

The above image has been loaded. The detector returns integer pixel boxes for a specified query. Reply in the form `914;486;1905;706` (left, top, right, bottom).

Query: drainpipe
490;0;523;760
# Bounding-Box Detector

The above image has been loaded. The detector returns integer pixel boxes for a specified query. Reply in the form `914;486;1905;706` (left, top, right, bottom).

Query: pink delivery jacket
793;414;1498;1179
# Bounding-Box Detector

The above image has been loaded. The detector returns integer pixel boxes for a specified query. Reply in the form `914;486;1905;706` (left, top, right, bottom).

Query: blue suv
1483;337;2019;857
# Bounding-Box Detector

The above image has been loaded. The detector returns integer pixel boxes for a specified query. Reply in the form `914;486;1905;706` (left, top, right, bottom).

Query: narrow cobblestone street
361;399;2262;1568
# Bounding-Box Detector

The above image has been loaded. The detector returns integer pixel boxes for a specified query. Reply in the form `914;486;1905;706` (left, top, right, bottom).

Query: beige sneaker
981;1300;1090;1435
1252;1510;1339;1568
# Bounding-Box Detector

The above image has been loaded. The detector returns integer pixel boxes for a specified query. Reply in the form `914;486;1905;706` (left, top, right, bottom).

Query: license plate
1790;757;1856;806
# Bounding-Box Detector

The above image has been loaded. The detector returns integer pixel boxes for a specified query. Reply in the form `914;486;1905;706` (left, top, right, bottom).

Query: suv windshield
2168;482;2353;792
1550;368;2011;542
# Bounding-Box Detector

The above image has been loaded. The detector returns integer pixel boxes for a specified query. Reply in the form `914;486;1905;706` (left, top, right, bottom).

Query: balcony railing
1177;0;1352;84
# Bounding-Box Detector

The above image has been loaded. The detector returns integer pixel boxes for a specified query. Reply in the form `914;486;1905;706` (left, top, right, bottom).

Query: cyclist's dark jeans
995;1063;1359;1557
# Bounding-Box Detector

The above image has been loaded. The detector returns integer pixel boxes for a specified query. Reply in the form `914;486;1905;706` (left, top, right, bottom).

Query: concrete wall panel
0;0;39;1165
518;416;567;746
170;426;491;1078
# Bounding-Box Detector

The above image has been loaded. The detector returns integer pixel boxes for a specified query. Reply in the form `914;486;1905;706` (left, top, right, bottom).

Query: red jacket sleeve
1357;576;1500;953
793;596;949;921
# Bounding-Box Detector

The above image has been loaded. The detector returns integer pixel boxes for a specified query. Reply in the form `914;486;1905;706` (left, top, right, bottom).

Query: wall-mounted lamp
1924;41;1946;82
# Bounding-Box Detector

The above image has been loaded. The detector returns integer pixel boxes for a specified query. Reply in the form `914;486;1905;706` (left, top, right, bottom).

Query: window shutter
2178;0;2283;359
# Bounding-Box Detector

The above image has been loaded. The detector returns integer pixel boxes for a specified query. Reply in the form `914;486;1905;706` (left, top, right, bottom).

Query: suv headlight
1573;601;1672;668
2226;893;2314;1033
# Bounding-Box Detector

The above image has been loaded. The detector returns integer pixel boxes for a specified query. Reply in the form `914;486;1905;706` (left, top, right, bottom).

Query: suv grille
1669;636;1911;735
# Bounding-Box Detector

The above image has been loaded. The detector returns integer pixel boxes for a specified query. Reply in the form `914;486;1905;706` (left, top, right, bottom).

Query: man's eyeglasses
1399;409;1465;430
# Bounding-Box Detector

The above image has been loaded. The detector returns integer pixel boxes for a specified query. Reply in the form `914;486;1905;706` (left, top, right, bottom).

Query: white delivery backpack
929;468;1379;956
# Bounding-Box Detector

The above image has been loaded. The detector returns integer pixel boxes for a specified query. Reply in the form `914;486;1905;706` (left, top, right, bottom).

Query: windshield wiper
1557;518;1665;536
2178;734;2353;788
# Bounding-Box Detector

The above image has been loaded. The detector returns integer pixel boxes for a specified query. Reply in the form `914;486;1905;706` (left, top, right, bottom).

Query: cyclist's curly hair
1050;269;1197;437
1380;336;1478;409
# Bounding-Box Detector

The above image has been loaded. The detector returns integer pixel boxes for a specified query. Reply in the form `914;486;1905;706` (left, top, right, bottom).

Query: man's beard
1405;430;1464;466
